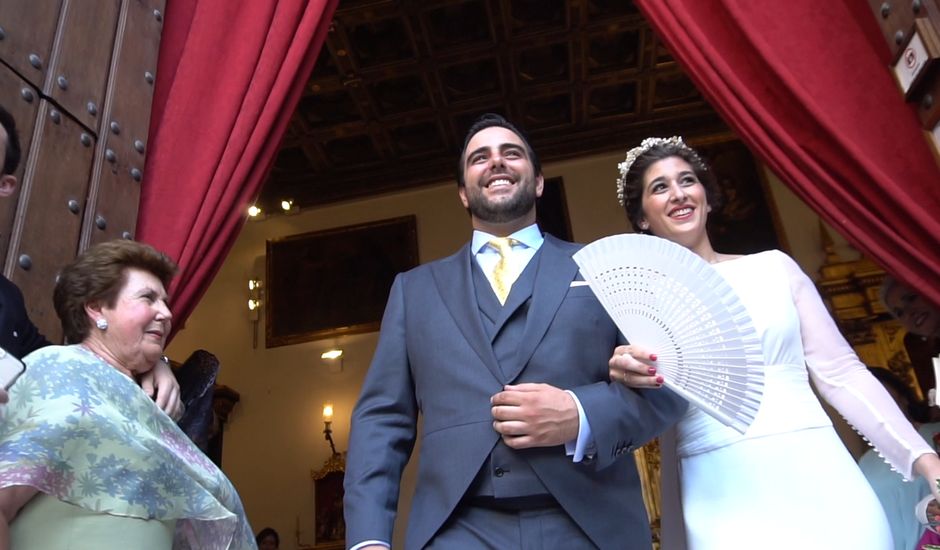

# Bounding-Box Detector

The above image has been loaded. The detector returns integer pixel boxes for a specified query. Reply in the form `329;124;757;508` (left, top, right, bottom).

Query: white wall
167;150;846;548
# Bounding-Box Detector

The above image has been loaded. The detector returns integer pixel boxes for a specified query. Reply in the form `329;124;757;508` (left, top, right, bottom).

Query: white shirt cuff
564;390;595;462
349;540;389;550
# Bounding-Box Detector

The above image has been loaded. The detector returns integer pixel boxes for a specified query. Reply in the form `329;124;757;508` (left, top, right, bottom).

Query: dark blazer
0;275;49;358
344;235;687;550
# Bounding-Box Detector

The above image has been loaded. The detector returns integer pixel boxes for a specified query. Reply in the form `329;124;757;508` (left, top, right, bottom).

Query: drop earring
96;318;109;330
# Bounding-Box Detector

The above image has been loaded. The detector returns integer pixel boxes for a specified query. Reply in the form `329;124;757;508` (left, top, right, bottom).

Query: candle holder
322;402;338;456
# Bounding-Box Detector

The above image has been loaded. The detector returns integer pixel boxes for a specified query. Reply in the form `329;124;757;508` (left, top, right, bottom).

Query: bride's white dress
674;251;931;549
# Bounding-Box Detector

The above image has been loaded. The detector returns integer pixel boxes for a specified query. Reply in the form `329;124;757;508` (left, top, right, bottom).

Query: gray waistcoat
466;248;552;500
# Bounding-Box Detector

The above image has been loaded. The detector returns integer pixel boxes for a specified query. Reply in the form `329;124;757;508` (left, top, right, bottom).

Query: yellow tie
489;237;518;305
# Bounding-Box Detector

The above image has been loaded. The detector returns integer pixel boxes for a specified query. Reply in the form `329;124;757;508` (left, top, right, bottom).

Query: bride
607;136;940;549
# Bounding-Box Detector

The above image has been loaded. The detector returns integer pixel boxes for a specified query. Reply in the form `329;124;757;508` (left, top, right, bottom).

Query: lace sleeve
778;251;933;480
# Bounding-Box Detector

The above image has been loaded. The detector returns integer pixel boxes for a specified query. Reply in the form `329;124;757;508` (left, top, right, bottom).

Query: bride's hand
914;453;940;506
608;344;663;388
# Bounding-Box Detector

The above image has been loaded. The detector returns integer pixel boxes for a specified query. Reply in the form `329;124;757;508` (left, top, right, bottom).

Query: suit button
494;467;505;477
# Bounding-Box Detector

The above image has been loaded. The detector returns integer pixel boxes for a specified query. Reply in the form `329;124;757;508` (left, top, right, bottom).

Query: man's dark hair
0;104;21;177
255;527;280;547
455;113;541;187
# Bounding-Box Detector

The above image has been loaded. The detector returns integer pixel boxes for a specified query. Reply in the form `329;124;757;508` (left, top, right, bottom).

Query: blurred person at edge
255;527;279;550
882;275;940;400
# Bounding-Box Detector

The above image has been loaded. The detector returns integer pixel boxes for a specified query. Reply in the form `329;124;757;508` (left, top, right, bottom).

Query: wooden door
0;0;165;342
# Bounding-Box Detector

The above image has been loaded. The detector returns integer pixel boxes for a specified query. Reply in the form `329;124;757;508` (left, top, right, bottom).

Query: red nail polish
655;375;664;384
649;354;658;361
647;367;657;375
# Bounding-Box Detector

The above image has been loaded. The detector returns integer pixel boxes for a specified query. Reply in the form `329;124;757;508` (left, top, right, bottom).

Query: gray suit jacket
344;234;687;549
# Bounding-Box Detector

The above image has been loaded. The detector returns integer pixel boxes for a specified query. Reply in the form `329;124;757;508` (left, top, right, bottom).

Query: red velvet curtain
635;0;940;307
137;0;338;336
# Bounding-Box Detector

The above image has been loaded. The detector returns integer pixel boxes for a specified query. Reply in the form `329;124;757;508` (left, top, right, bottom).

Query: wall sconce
322;402;338;456
321;349;343;373
248;279;263;348
248;279;263;319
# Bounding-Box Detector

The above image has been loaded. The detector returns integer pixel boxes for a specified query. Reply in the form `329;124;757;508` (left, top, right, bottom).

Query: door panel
45;0;121;132
0;0;63;89
84;0;164;247
8;101;94;342
0;0;164;341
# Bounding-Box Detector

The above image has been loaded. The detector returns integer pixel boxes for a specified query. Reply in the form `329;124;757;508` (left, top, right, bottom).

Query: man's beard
464;177;538;224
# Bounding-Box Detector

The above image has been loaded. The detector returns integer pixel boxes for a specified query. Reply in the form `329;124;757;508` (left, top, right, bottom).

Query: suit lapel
504;235;579;381
430;244;505;383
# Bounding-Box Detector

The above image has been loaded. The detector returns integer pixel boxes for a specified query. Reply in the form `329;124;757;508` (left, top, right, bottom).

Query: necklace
79;343;106;363
78;344;134;379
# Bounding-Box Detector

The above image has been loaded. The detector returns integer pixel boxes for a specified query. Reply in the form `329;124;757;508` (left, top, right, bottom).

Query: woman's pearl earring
96;318;109;330
639;221;650;230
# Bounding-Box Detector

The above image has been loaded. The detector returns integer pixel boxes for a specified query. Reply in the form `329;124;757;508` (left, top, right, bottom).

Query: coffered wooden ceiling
257;0;729;211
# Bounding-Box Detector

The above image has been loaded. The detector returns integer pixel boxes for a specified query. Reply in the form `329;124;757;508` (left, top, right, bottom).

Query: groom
343;113;686;550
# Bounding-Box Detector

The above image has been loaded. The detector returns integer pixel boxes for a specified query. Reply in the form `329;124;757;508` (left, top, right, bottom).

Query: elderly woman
0;240;254;549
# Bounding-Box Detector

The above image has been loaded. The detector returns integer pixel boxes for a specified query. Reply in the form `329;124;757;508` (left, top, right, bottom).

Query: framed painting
265;216;419;347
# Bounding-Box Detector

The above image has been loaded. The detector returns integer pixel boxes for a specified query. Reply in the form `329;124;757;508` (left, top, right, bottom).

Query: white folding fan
573;233;765;433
